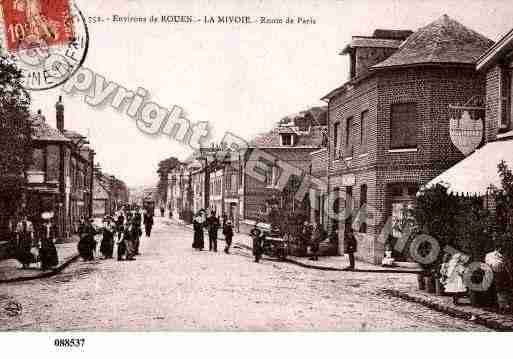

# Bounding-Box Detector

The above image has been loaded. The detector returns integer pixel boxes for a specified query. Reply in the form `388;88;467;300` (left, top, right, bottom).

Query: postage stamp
0;0;89;91
1;0;75;52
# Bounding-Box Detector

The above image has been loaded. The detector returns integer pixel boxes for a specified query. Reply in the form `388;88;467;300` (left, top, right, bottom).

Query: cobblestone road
0;219;489;331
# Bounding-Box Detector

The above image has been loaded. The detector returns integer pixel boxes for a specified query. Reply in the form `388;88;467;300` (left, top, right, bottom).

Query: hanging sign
449;108;484;156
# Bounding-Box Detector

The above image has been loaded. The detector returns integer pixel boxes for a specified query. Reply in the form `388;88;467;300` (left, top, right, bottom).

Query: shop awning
425;138;513;196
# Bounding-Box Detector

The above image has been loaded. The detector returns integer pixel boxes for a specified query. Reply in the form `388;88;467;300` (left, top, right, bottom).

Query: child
309;223;322;261
381;243;395;267
440;253;468;305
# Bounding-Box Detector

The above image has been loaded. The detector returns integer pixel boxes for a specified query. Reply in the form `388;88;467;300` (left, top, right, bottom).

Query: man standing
207;211;220;252
133;210;143;255
124;219;137;261
143;211;154;237
250;224;263;263
309;222;322;261
343;225;357;270
115;211;125;241
223;220;234;254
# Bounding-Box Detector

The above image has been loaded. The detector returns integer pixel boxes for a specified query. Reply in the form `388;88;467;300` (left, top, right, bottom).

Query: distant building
239;118;327;232
93;171;129;218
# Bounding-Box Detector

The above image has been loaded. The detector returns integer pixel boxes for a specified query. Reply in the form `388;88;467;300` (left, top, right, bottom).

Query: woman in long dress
78;218;96;261
100;217;115;259
15;215;35;269
192;211;205;250
39;213;58;270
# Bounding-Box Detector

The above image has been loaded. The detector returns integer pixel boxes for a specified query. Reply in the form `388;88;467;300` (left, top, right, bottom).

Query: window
265;165;273;187
345;186;353;229
231;174;237;192
500;66;512;131
331;187;340;231
281;133;293;146
345;117;353;157
390;103;417;149
30;148;45;172
360;110;368;154
359;184;367;233
333;122;340;157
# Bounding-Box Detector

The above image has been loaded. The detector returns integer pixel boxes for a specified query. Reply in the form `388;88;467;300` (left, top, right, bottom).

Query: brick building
322;15;494;263
477;28;513;139
22;98;95;239
92;171;129;218
239;122;326;232
425;28;513;196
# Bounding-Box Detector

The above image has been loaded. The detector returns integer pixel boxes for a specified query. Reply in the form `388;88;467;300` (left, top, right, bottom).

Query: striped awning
425;138;513;196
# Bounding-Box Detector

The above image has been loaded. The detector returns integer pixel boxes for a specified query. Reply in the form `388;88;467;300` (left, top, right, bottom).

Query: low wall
0;241;11;260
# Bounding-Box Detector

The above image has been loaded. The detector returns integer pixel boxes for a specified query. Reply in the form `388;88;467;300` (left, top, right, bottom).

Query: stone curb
384;289;513;331
234;243;423;274
0;254;80;284
167;219;424;274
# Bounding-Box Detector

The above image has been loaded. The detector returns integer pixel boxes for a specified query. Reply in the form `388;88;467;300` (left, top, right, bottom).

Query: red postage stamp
1;0;75;52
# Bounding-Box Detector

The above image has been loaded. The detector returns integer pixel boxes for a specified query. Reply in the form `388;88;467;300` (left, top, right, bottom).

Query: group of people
193;208;358;268
11;212;59;270
192;209;234;254
77;207;155;262
440;244;513;312
298;221;326;261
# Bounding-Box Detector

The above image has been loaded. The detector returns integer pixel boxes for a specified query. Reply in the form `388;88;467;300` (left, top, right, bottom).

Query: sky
26;0;513;187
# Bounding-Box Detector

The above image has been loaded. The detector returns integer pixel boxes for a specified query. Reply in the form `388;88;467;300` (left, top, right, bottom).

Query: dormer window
280;133;294;146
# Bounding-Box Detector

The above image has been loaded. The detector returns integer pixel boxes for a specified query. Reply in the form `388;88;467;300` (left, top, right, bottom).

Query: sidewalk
165;217;423;273
167;217;513;330
0;236;80;283
385;288;513;331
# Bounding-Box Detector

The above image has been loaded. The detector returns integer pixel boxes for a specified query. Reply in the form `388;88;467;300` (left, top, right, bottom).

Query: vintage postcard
1;0;513;355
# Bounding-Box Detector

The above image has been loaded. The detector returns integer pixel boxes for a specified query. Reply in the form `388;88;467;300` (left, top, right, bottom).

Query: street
0;218;489;331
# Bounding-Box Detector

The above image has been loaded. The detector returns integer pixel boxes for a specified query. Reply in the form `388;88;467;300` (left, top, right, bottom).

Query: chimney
33;109;45;125
56;96;64;132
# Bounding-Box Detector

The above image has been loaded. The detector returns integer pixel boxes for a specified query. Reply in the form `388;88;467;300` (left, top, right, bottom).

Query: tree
156;156;180;205
494;161;513;252
0;55;32;192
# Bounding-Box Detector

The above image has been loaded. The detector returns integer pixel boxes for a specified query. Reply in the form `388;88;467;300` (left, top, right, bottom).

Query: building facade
322;16;494;263
239;123;326;232
22;98;95;239
477;28;513;139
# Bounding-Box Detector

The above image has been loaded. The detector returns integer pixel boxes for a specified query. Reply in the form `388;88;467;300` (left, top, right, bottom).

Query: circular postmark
0;1;89;91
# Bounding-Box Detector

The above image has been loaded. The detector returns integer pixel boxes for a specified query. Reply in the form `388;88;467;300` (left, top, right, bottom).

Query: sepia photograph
1;0;513;355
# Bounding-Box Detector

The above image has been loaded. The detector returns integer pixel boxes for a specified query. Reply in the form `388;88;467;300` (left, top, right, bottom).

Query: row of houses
165;107;327;231
0;96;128;246
92;169;130;219
165;15;513;264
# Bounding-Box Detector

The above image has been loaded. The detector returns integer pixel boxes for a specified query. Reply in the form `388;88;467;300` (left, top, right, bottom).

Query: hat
41;211;54;220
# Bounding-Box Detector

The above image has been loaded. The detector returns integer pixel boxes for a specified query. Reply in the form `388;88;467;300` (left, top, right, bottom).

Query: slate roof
373;15;494;69
476;28;513;71
31;114;69;142
249;126;326;148
341;37;403;54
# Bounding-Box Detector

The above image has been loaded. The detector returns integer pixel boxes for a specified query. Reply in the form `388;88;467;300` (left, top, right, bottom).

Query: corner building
322;16;494;263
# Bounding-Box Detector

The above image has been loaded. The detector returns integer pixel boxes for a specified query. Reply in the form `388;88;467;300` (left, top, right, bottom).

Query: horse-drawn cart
254;223;289;260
